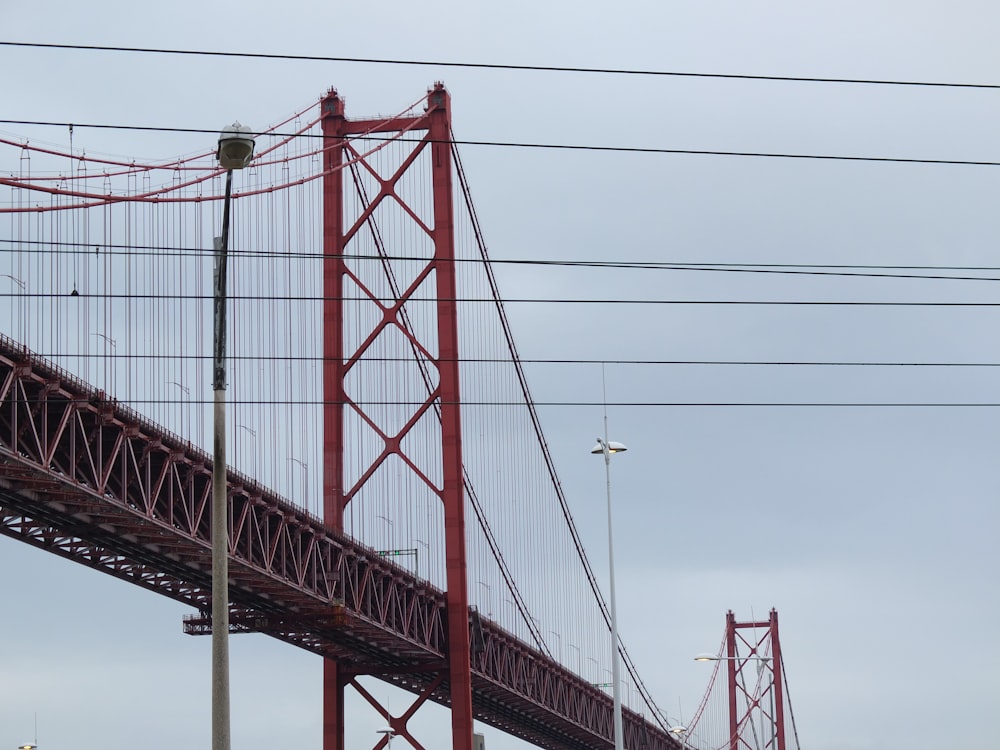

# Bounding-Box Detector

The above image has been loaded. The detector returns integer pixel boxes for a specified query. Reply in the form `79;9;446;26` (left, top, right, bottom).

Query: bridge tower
725;609;787;750
320;84;474;750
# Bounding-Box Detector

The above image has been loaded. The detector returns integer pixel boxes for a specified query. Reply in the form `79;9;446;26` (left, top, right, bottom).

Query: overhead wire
6;238;1000;283
2;40;997;89
2;118;998;167
0;119;1000;167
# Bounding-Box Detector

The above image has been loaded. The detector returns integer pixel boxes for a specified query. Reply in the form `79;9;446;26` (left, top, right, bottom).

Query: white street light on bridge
669;725;688;750
376;725;395;749
591;433;627;750
694;653;772;662
211;121;255;750
377;706;396;750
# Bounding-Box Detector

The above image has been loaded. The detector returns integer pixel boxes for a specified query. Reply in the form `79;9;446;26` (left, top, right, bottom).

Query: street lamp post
591;434;627;750
211;122;254;750
288;457;309;510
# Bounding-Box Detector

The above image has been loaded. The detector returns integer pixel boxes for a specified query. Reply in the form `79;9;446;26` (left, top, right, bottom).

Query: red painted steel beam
727;611;739;750
425;83;476;750
321;88;349;750
770;610;786;750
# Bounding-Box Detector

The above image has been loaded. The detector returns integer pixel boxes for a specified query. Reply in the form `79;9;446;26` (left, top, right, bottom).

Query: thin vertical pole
604;445;624;750
601;366;624;750
211;168;234;750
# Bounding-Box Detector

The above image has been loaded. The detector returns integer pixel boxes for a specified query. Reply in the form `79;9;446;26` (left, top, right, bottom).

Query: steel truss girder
0;336;446;665
0;335;681;750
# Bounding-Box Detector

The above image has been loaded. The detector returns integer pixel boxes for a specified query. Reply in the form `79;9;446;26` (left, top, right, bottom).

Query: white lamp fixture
669;725;688;749
376;725;395;748
591;440;627;455
216;122;255;170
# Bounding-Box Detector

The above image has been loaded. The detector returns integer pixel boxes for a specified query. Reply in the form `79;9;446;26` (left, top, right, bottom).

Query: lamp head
18;745;38;750
669;726;687;735
590;439;627;455
216;122;255;170
694;653;717;661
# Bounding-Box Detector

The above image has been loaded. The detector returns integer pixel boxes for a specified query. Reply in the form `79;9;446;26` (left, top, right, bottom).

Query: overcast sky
1;2;998;750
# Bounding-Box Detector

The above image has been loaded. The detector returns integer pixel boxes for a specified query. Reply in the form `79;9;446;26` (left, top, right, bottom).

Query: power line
563;264;1000;283
2;41;997;90
445;137;1000;167
4;239;1000;283
2;117;997;167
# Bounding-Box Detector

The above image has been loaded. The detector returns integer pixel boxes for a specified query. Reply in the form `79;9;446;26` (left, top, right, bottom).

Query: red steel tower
320;84;474;750
725;609;787;750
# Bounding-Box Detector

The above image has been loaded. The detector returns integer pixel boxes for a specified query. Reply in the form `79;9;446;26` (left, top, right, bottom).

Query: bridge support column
321;87;348;750
427;83;475;750
320;83;473;750
324;660;347;750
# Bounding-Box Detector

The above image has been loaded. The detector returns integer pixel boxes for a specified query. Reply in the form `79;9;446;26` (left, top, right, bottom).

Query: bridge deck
0;335;680;750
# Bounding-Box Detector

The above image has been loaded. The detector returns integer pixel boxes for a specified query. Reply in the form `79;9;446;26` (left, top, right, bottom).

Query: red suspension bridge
0;84;800;750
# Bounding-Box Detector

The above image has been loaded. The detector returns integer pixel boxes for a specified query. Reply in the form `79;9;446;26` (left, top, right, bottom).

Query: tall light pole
591;433;627;750
211;121;254;750
288;457;309;509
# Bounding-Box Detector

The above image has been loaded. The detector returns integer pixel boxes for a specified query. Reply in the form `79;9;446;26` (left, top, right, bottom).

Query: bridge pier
323;660;347;750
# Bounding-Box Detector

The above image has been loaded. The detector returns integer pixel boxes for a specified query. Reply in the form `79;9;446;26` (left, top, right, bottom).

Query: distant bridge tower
320;84;474;750
726;609;787;750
